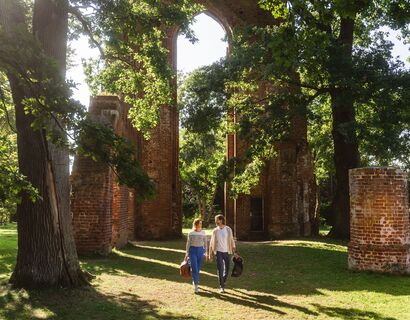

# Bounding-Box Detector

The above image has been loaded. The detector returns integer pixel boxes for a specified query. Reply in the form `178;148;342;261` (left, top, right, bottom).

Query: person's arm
208;229;215;258
185;233;190;260
230;227;236;253
203;232;208;256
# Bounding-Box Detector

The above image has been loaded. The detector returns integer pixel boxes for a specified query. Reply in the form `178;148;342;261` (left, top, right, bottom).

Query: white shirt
215;226;229;252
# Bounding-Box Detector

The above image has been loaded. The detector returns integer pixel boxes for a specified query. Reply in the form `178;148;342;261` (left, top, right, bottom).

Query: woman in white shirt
185;218;208;293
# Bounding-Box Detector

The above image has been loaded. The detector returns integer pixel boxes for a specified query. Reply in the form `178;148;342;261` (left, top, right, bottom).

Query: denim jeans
188;246;205;285
216;251;230;288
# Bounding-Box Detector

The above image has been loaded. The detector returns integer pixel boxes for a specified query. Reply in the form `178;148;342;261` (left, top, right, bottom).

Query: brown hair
192;218;202;230
215;214;225;224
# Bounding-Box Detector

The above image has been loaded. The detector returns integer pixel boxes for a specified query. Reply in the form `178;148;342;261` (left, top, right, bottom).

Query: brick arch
171;9;233;45
168;9;232;82
71;2;319;255
140;1;318;240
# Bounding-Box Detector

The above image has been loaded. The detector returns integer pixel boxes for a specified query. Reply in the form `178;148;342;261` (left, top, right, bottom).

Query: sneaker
219;287;225;293
193;282;199;293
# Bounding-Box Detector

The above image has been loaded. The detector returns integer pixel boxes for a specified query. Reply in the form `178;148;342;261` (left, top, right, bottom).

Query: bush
0;206;14;225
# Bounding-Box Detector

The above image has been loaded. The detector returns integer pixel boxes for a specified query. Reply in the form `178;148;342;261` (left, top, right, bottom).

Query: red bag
179;259;191;278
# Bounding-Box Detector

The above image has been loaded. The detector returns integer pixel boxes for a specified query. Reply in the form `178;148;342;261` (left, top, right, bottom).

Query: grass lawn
1;223;410;319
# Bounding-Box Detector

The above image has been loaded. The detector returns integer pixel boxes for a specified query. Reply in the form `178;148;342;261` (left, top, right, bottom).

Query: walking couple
184;214;236;293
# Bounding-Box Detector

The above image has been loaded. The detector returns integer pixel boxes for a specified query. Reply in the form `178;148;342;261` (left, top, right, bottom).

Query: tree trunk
197;198;206;221
0;0;87;288
328;17;360;239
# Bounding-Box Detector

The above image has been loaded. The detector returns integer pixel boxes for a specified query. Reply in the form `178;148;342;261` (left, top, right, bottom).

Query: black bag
231;254;243;277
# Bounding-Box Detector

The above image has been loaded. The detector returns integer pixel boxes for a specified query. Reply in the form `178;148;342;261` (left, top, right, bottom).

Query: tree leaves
72;0;203;137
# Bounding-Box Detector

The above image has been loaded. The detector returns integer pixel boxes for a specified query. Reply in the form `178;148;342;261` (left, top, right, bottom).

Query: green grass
0;223;18;282
1;223;410;319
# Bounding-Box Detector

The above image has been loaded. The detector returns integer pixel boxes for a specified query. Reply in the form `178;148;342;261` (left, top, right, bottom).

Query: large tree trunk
0;0;87;288
328;17;360;239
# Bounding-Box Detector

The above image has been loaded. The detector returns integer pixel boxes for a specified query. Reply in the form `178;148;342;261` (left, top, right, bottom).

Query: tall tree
251;0;410;238
0;0;198;287
0;0;159;288
0;0;88;288
0;74;35;224
172;1;410;239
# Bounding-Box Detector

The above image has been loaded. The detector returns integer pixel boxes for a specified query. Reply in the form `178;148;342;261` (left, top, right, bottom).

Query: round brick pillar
348;167;410;274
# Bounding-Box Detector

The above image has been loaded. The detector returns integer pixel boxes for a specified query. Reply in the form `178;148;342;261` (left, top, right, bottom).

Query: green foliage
76;119;155;200
73;0;203;137
254;0;410;231
353;43;410;168
179;129;225;191
251;1;410;176
179;128;225;221
0;73;39;223
178;51;294;198
178;65;227;222
0;3;162;204
179;62;227;133
307;94;335;183
258;0;288;19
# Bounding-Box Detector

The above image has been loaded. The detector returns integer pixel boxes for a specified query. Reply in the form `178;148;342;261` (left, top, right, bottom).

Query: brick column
71;96;120;255
348;167;410;274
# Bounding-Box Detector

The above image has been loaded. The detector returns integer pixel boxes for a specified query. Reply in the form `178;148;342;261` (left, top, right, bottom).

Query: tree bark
328;17;360;239
0;0;87;288
197;198;206;221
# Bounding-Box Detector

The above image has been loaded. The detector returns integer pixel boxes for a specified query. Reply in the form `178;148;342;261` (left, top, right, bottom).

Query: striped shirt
186;230;208;254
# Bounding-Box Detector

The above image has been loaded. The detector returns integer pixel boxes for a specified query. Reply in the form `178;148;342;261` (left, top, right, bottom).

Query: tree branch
67;5;105;59
0;88;16;133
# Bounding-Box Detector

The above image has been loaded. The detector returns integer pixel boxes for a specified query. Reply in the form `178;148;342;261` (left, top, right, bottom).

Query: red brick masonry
71;1;319;254
348;167;410;274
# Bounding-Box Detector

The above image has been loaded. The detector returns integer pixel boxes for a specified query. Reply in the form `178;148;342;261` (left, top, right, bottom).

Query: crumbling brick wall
71;96;139;254
348;167;410;274
193;2;318;240
71;1;319;251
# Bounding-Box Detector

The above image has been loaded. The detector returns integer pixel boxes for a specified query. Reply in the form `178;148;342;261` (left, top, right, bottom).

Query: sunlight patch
128;243;186;254
272;240;347;252
32;308;53;319
114;250;217;278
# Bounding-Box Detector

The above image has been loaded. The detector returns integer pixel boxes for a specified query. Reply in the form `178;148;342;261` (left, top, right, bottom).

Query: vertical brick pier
348;167;410;274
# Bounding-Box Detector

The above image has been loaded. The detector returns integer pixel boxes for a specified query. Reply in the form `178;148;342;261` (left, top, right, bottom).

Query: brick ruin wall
71;96;138;254
71;1;319;254
198;1;318;240
348;167;410;274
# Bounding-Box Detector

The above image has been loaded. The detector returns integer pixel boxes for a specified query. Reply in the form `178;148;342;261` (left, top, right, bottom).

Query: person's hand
184;255;188;261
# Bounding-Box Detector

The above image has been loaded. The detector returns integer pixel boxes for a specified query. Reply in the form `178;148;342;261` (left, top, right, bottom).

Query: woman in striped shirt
185;218;208;293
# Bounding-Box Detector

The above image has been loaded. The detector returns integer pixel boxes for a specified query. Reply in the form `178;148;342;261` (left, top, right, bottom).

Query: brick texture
71;2;319;253
348;167;410;274
71;96;142;254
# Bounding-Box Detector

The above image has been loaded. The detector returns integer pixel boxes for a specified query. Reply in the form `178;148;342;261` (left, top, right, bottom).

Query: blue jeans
216;251;230;288
189;246;205;285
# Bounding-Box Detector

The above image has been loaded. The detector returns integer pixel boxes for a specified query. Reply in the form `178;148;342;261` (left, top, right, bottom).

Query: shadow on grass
81;240;410;297
198;287;318;317
312;304;398;320
1;223;409;320
0;284;198;320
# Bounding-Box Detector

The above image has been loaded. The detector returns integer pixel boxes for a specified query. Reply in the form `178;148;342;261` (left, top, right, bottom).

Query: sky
67;13;409;108
67;13;228;107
